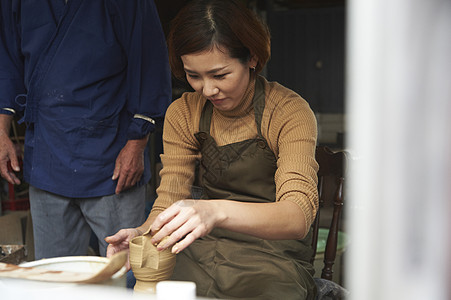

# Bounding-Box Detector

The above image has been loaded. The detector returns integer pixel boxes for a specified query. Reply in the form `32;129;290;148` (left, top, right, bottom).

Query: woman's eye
187;74;199;79
214;74;226;79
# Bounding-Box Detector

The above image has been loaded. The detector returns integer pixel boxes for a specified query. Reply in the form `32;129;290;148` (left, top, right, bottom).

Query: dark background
155;0;346;115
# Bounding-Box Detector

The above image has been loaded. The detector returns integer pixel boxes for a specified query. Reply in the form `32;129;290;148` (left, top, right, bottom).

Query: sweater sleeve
263;82;319;232
149;94;202;220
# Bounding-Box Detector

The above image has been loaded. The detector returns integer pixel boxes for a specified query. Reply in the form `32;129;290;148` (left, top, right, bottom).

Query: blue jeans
29;184;147;259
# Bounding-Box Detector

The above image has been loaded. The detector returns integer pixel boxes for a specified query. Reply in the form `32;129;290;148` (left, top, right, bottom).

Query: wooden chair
311;146;348;281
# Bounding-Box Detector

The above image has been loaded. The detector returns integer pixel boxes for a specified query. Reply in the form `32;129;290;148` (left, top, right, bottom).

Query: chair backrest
311;146;348;281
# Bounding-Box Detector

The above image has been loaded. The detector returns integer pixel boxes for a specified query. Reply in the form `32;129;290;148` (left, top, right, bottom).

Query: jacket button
257;140;266;149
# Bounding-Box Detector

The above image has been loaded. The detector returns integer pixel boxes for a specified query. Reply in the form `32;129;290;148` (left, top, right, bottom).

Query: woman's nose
202;81;219;98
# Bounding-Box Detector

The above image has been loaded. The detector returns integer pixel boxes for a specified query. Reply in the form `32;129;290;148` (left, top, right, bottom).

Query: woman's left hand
149;199;224;254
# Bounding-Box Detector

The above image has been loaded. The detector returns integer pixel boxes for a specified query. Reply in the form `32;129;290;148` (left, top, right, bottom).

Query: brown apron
171;77;317;299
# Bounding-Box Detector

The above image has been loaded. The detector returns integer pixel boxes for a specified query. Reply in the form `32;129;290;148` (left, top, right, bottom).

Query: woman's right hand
105;228;142;270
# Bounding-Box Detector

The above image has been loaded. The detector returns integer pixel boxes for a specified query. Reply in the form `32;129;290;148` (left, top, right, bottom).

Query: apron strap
253;76;266;137
199;100;214;133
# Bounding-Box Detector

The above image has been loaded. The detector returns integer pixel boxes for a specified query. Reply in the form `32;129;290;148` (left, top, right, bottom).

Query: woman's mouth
209;98;224;104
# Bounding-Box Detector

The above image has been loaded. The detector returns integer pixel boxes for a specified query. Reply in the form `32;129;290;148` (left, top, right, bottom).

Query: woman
106;0;319;298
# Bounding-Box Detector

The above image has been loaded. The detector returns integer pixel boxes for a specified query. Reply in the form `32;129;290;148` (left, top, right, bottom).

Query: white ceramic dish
0;256;127;291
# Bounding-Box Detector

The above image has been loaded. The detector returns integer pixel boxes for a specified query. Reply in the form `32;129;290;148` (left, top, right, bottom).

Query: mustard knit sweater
150;76;319;233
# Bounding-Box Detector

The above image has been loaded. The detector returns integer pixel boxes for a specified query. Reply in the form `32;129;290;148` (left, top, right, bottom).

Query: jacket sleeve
0;0;26;117
111;0;172;140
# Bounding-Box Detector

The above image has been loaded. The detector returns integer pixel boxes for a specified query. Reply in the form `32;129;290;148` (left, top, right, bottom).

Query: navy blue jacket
0;0;172;197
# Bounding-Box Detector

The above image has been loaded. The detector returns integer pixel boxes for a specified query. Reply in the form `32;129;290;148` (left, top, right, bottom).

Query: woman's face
181;47;257;111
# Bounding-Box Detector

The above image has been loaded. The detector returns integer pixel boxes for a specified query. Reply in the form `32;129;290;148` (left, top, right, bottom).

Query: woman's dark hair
167;0;271;80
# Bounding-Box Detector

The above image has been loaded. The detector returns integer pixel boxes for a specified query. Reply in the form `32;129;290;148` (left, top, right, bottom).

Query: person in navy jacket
0;0;172;259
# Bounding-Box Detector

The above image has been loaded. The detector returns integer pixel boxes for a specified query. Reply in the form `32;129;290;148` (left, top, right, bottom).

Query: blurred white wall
346;0;451;299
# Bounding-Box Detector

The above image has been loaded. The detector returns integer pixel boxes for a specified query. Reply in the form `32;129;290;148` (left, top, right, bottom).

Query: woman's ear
249;54;258;69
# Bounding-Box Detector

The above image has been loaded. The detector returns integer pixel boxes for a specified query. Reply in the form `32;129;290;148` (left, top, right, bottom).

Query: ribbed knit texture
151;77;319;233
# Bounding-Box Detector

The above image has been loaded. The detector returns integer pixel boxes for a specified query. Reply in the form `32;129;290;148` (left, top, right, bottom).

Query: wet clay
129;233;176;293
